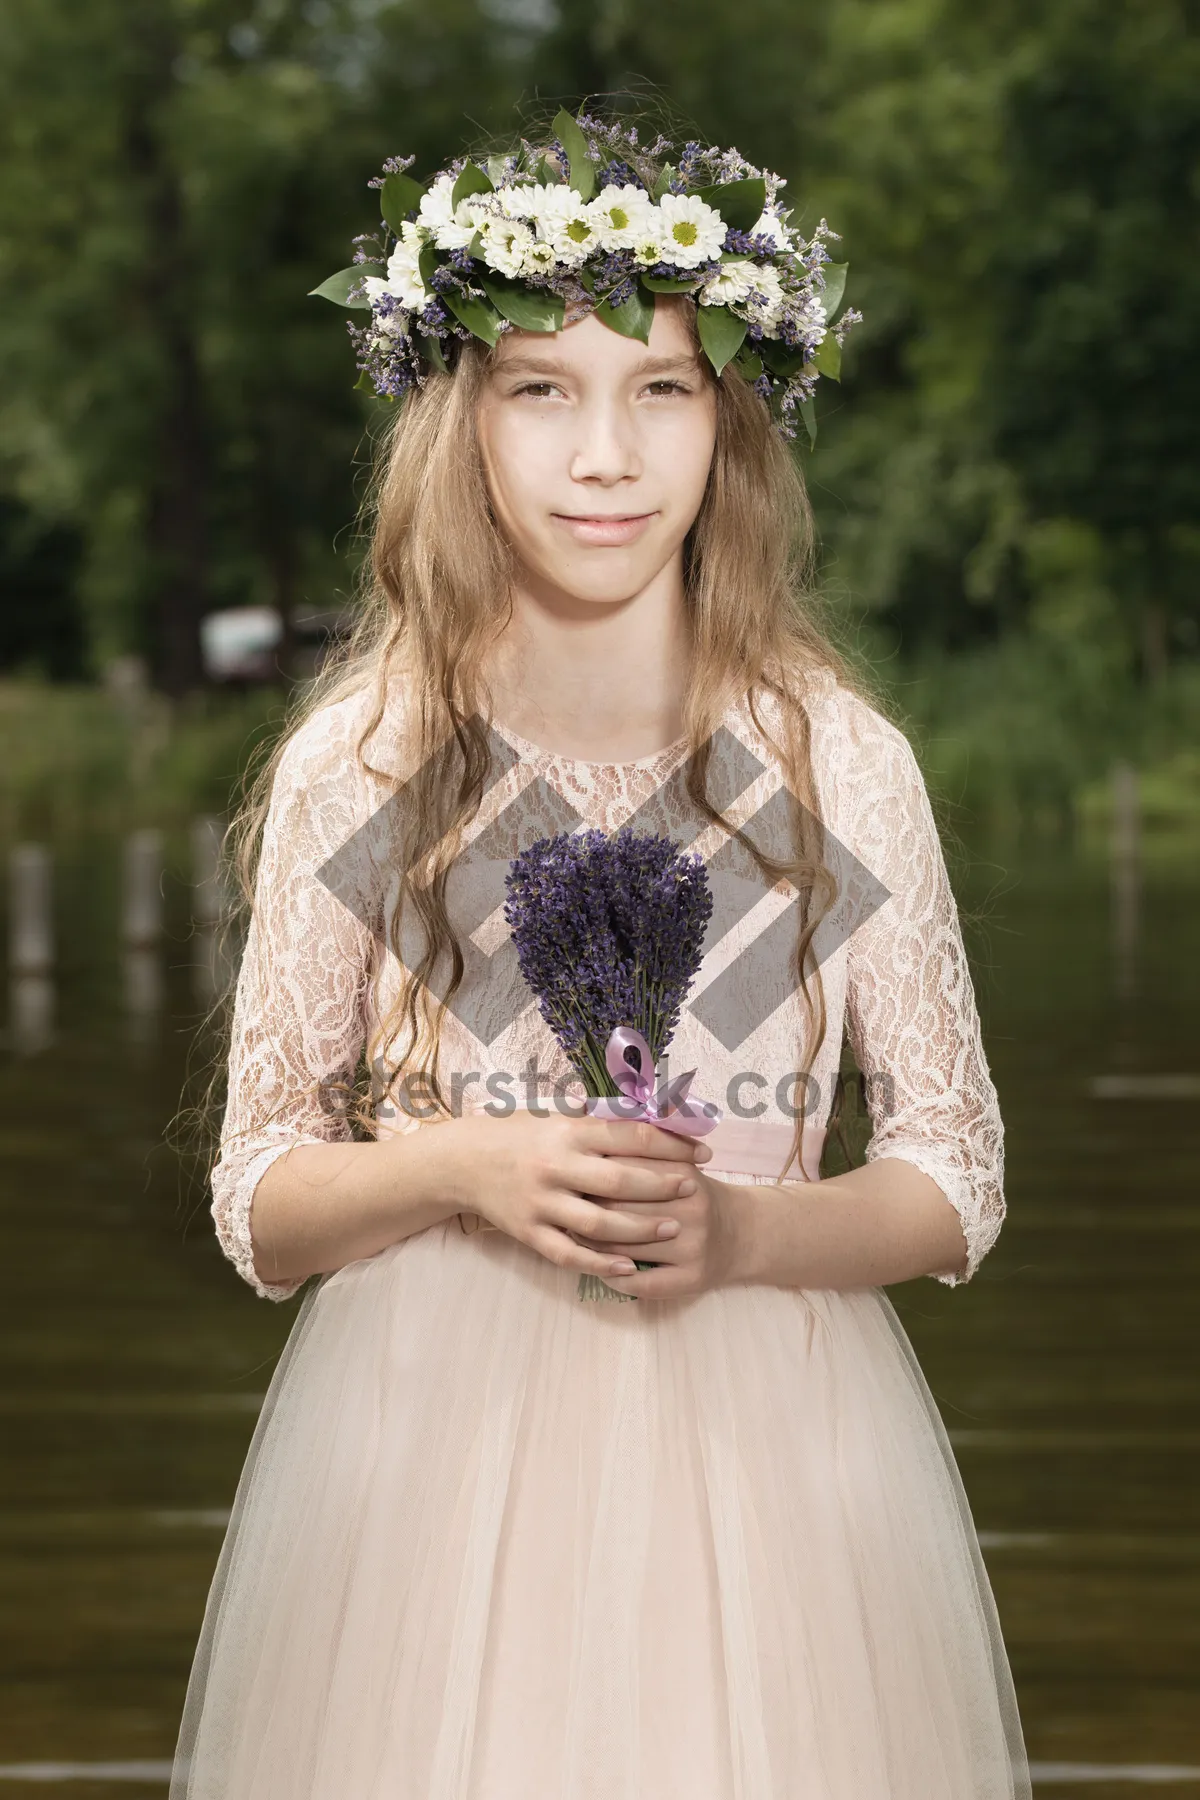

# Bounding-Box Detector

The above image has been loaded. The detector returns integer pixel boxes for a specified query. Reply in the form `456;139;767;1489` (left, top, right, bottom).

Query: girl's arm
213;702;703;1297
733;705;1004;1292
209;701;385;1300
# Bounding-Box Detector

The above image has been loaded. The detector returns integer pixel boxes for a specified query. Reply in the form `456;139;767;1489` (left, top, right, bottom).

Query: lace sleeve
210;700;376;1301
834;695;1005;1285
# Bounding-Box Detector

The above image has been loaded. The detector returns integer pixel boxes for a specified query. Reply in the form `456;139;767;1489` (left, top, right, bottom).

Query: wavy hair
203;284;872;1190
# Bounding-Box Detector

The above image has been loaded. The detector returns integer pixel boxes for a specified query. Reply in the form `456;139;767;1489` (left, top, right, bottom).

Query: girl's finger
578;1118;713;1164
557;1193;682;1242
561;1152;696;1203
533;1225;641;1280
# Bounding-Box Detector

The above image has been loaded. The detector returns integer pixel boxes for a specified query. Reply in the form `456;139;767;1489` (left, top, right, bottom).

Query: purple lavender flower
503;825;712;1098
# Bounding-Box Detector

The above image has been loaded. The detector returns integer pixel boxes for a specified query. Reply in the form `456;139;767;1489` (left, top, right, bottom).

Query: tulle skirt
169;1213;1031;1799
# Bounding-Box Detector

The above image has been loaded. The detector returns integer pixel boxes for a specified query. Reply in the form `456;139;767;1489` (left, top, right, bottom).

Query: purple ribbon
584;1026;722;1139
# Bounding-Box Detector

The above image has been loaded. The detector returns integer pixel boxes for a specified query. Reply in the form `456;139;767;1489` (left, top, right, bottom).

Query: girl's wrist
720;1180;778;1287
378;1119;481;1221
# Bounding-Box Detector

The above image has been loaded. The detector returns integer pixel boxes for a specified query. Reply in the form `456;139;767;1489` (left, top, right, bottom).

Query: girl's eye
512;381;562;399
645;380;692;397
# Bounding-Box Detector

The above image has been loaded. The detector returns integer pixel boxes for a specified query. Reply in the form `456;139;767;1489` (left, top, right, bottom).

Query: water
1;828;1197;1796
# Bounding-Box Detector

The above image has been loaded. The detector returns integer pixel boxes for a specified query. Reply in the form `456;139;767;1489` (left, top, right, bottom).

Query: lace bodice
210;670;1005;1301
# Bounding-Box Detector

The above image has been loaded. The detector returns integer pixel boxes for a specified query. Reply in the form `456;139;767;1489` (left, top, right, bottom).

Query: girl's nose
569;400;641;486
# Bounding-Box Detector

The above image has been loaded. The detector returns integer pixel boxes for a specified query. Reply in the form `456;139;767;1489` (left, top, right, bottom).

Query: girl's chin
514;549;676;611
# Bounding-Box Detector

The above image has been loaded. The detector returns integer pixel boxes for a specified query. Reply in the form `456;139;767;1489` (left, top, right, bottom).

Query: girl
171;115;1031;1799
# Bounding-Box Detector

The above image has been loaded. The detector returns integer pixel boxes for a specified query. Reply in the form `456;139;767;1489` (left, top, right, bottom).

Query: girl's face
477;299;718;609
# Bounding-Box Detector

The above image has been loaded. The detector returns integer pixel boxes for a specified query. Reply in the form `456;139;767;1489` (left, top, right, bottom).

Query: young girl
171;115;1031;1799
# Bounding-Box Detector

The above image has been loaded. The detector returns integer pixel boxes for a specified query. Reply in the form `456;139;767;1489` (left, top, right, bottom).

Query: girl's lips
552;512;656;547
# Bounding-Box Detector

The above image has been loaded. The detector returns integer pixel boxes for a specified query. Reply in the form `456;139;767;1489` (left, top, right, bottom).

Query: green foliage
695;303;747;373
478;276;564;334
0;0;1195;724
380;171;424;231
308;266;376;308
594;286;655;345
553;107;597;199
694;177;766;230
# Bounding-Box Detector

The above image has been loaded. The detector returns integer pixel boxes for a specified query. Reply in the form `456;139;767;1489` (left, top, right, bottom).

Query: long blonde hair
216;294;868;1183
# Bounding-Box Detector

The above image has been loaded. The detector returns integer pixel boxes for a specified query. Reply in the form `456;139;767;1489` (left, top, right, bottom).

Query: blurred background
0;0;1197;1793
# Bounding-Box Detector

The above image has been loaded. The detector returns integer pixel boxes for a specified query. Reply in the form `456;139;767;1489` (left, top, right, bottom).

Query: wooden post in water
1110;761;1140;1002
122;828;164;1027
8;843;54;1053
9;843;53;973
122;829;164;947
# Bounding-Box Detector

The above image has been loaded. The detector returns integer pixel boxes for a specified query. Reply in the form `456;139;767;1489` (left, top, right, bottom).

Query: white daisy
376;225;427;310
699;258;757;307
478;217;535;280
520;239;558;275
743;263;786;327
630;220;667;266
589;183;655;251
417;173;491;251
656;193;727;269
500;181;569;228
415;173;456;241
545;195;602;265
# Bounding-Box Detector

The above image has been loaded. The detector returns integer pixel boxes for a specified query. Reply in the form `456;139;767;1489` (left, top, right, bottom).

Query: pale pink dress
170;669;1030;1799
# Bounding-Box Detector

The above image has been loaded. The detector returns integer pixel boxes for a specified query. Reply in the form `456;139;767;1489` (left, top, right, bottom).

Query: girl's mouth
552;513;657;547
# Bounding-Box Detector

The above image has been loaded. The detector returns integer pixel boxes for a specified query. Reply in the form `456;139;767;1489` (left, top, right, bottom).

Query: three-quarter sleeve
835;696;1005;1285
210;700;377;1301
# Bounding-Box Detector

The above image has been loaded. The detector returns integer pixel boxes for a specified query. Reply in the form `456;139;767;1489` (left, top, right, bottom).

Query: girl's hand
448;1111;713;1286
569;1169;746;1299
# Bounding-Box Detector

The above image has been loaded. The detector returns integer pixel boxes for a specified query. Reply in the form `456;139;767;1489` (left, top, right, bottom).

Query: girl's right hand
444;1111;712;1283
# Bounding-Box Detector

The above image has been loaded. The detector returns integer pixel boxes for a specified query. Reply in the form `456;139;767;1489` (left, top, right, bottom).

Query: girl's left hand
571;1170;747;1299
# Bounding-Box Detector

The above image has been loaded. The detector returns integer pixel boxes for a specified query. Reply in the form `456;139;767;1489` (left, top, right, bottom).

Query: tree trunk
126;23;210;697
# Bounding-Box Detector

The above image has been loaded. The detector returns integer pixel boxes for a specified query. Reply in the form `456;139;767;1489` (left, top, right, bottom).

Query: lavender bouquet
503;825;720;1301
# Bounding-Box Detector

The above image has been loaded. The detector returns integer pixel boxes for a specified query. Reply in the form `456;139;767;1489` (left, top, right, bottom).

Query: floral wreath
311;108;861;444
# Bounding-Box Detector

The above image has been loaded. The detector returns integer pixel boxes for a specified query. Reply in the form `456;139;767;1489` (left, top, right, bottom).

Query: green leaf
812;332;842;380
652;164;676;201
639;274;700;293
760;338;808;381
418;241;438;286
696;303;748;374
799;396;818;448
380;172;424;234
594;284;655;345
694;178;767;232
308;264;379;309
478;276;564;334
442;289;502;347
486;154;511;187
552;108;596;201
820;262;848;320
416;331;449;373
451;162;494;209
733;346;763;381
354;369;378;394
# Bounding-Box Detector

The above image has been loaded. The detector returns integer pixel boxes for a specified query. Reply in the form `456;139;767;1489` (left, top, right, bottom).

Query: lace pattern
210;673;1005;1298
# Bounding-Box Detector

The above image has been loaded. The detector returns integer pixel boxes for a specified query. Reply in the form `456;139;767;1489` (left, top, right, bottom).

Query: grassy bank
2;652;1197;842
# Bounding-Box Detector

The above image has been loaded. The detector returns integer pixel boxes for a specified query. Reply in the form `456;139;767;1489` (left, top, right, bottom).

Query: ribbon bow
584;1026;722;1139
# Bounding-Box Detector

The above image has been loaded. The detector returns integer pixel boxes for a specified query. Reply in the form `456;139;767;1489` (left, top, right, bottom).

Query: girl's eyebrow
496;352;701;379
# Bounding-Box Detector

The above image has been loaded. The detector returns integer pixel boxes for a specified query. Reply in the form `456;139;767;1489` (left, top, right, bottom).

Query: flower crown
311;109;861;444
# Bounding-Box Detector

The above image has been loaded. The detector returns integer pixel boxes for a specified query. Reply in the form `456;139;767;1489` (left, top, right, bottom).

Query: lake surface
1;827;1197;1797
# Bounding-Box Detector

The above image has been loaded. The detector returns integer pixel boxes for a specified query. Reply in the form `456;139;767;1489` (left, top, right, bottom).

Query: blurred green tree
0;0;531;691
0;0;1196;696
